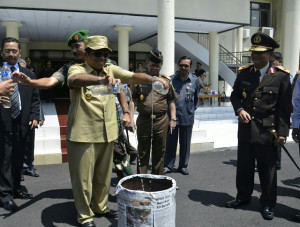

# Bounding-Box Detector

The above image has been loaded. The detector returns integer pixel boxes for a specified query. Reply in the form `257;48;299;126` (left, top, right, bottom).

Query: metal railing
219;45;244;74
189;33;252;75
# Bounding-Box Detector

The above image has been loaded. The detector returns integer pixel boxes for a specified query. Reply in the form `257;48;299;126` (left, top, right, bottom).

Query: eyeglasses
179;64;190;68
4;49;18;54
252;51;269;55
89;51;109;58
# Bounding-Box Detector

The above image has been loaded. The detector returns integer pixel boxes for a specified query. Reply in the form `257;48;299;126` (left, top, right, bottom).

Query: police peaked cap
148;48;163;63
249;32;280;52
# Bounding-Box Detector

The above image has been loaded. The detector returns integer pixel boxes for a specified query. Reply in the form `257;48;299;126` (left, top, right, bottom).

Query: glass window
250;2;270;27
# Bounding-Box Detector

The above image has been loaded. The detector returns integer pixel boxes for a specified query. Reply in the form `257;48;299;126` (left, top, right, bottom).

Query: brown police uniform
230;63;291;207
131;74;177;175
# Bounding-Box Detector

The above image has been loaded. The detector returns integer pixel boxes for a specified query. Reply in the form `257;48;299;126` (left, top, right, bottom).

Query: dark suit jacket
0;64;40;138
230;63;292;145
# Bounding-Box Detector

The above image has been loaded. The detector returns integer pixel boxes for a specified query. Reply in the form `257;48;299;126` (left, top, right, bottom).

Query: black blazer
230;63;292;145
0;64;40;138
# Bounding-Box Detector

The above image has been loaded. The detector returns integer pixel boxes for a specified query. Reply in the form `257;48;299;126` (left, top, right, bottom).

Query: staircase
144;32;244;88
54;99;69;163
34;103;62;165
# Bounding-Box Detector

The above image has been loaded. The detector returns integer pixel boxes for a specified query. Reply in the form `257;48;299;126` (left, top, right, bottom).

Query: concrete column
1;21;23;39
20;38;29;59
158;0;174;75
114;26;132;70
237;27;243;52
209;31;219;92
281;0;300;75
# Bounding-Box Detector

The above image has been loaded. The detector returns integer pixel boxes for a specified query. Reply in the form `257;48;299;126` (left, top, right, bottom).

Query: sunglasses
179;64;190;68
4;49;18;54
89;51;109;58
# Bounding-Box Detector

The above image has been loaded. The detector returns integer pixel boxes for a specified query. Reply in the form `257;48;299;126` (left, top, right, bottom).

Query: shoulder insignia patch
238;64;252;71
276;66;290;74
162;74;171;80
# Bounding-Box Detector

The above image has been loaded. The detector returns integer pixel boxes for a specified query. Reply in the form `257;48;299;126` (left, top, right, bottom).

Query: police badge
242;90;247;99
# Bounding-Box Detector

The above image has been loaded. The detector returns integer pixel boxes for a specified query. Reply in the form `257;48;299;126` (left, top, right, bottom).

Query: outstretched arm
12;71;60;89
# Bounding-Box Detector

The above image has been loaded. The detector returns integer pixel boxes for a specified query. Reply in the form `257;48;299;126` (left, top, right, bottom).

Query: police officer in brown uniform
131;48;177;175
226;33;292;220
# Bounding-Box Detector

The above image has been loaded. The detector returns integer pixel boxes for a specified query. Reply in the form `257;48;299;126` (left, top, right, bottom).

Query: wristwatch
149;76;157;84
123;109;130;114
171;118;176;122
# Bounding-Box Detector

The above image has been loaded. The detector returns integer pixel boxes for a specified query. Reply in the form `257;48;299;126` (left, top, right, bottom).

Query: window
250;2;270;27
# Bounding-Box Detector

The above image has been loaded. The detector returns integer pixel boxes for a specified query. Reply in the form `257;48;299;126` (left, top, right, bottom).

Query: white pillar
281;0;300;75
209;31;219;92
237;27;243;52
1;21;23;39
114;26;132;70
158;0;174;75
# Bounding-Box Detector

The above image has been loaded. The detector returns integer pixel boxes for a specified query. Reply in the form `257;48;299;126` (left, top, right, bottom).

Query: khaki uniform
131;75;177;175
67;63;133;224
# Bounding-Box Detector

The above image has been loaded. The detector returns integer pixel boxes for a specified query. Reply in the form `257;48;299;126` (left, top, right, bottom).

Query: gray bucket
116;174;177;227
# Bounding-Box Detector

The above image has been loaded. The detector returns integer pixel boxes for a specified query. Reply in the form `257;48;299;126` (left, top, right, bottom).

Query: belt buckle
151;115;156;119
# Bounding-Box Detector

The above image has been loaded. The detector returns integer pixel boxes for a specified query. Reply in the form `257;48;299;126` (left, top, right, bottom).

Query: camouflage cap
68;29;90;46
84;35;112;52
249;32;279;52
147;48;163;63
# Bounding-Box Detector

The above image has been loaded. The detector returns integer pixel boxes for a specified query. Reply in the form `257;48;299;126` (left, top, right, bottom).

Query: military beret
249;32;279;52
148;48;163;63
84;35;112;52
68;29;90;46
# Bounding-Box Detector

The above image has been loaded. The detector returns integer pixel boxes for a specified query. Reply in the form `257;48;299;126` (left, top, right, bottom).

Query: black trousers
236;140;277;207
0;118;26;203
24;128;35;169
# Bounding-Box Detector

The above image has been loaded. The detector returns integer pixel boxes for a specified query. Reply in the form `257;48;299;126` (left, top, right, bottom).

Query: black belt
140;112;166;119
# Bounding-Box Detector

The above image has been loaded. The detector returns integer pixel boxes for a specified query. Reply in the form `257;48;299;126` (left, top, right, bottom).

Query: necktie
254;69;261;88
10;66;20;119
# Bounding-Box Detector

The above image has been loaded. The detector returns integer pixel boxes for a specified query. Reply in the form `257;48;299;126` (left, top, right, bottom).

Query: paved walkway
1;143;300;227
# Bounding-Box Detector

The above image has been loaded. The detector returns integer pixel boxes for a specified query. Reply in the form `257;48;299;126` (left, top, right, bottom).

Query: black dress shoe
20;185;28;193
23;168;39;177
226;199;250;208
293;212;300;222
2;199;18;212
14;191;33;200
261;206;274;220
178;168;189;175
163;167;172;174
96;210;118;219
81;220;96;227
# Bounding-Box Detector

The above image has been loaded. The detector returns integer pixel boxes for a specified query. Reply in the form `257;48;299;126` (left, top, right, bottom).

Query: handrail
219;44;243;74
190;33;252;75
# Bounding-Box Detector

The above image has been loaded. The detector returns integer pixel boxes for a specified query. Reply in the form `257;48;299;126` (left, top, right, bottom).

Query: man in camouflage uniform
13;29;89;88
131;48;177;175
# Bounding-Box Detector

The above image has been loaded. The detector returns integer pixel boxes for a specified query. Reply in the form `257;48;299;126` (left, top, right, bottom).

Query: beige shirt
67;63;133;143
131;75;177;115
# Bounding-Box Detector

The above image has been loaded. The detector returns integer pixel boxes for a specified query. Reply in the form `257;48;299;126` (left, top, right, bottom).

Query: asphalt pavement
1;143;300;227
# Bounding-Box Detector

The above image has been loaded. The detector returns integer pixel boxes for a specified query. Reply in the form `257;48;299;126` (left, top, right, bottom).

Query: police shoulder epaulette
161;74;171;80
276;66;290;74
105;62;112;66
73;63;84;67
238;64;252;71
